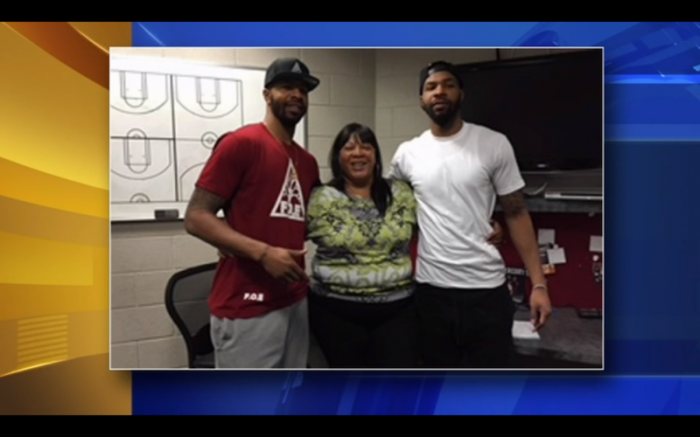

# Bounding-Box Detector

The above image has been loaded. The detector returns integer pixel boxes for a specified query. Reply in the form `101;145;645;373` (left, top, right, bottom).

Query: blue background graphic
131;22;700;415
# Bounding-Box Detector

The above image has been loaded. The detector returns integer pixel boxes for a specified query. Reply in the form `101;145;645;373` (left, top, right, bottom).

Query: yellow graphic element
0;247;108;322
1;359;65;378
0;194;107;248
0;23;114;191
0;310;109;378
0;21;132;415
0;230;93;286
0;353;132;415
0;157;108;220
16;315;69;371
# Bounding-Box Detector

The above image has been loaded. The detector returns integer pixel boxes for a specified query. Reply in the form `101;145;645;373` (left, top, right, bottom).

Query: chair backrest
164;262;218;367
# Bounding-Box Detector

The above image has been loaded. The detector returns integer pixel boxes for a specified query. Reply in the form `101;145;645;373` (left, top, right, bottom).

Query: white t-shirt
388;121;525;289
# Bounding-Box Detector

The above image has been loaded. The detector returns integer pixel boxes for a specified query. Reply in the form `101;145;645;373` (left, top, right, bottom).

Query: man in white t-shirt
387;60;552;368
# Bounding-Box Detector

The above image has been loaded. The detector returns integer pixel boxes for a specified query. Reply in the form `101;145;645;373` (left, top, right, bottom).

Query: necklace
284;143;299;169
263;122;299;167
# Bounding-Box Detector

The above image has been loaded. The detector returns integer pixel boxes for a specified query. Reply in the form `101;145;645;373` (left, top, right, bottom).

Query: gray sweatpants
210;297;309;369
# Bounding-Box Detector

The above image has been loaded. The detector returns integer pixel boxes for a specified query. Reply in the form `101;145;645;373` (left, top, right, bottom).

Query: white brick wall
110;47;593;368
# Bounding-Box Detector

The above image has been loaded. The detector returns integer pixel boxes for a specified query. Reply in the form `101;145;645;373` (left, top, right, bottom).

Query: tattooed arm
491;134;551;329
184;188;268;262
500;189;552;330
499;189;545;288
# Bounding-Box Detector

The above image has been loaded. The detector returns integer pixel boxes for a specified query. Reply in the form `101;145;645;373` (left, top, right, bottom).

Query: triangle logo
270;159;305;222
291;62;302;73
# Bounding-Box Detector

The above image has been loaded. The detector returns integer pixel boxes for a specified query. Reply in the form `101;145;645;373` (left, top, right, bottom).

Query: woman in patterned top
307;123;503;368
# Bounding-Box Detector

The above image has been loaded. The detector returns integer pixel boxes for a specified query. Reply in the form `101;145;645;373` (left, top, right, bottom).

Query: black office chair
164;260;330;369
164;262;218;368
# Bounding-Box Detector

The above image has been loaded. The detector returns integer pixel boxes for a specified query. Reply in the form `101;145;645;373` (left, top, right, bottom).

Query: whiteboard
109;55;307;222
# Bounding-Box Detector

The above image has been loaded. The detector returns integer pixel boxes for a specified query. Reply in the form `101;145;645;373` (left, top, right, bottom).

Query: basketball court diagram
109;69;243;205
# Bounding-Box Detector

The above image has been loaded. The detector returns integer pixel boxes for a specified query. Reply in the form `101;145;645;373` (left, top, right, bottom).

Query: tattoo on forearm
187;188;227;214
499;190;527;218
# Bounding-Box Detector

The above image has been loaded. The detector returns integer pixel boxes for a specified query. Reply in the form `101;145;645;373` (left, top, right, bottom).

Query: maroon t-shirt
195;123;320;319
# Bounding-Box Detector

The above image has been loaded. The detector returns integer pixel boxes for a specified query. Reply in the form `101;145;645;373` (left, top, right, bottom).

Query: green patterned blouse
306;179;417;303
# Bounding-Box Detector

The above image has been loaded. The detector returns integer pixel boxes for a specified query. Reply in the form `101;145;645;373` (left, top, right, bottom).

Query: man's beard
422;100;460;128
271;98;306;128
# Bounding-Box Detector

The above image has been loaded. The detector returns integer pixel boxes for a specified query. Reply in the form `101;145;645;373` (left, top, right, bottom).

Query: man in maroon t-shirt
184;58;321;368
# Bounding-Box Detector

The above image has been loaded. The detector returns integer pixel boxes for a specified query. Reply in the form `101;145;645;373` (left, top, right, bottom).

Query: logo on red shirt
270;159;305;222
